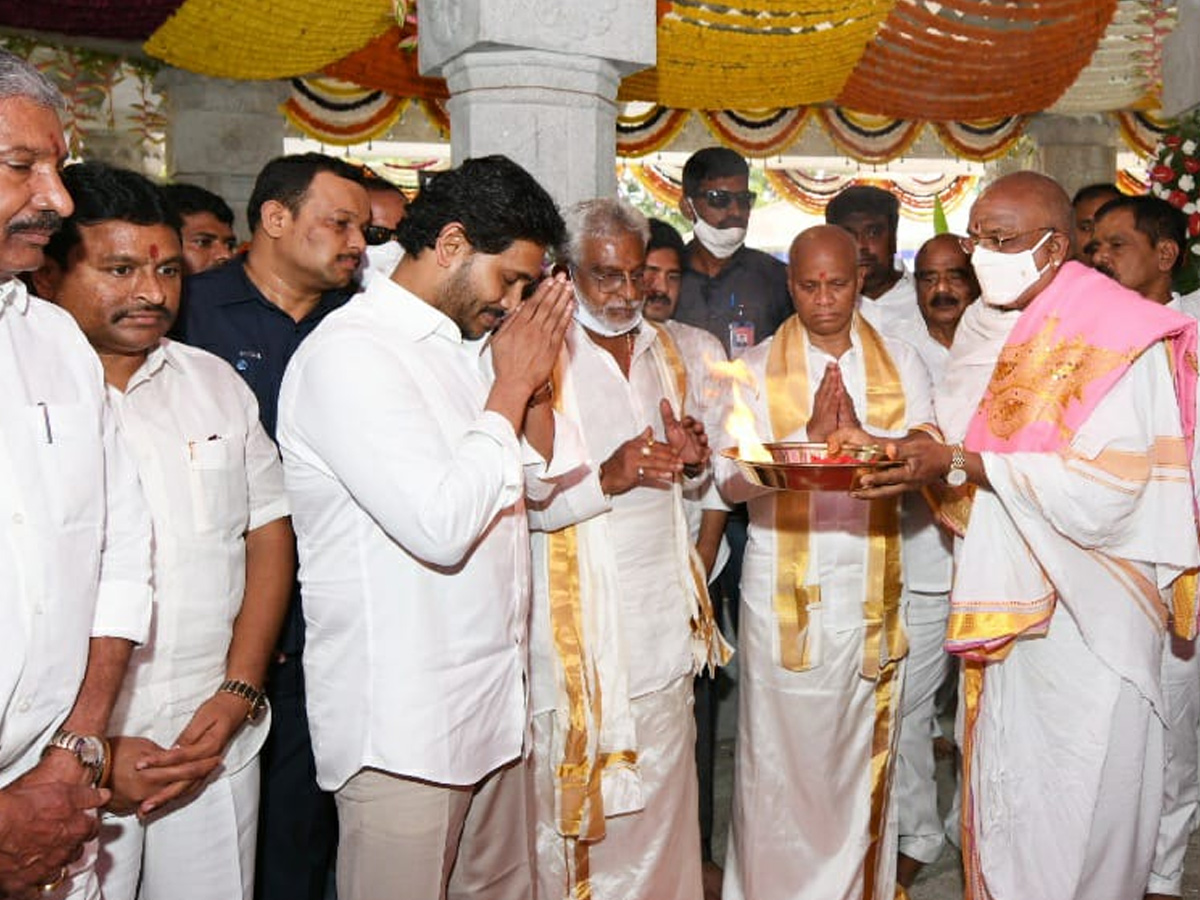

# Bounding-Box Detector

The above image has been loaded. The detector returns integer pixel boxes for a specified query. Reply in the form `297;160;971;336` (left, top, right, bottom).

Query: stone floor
706;676;1200;900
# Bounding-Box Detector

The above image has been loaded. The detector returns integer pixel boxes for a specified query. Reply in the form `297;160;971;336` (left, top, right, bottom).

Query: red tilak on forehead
819;271;826;280
149;244;159;260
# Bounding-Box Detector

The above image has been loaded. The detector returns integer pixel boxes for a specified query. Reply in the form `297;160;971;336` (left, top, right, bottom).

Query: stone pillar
1163;0;1200;117
1027;114;1118;199
418;1;655;208
155;68;289;239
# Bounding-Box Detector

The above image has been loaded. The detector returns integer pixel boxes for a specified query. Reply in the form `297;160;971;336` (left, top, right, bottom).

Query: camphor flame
708;358;771;464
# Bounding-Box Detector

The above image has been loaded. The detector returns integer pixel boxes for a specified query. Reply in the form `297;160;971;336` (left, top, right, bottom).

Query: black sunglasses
693;189;757;210
363;224;400;246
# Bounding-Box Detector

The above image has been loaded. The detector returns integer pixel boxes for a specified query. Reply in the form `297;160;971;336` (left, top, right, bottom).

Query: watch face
77;736;105;767
947;468;968;487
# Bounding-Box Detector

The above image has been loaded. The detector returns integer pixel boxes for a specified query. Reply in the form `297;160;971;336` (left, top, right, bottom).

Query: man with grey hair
526;198;728;900
0;50;154;898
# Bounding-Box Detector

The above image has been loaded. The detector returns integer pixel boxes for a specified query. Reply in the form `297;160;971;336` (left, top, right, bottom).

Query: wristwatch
45;727;111;788
946;443;968;487
218;679;268;722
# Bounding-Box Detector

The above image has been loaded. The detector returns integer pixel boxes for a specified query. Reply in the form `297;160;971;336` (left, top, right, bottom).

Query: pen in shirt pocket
36;401;52;444
187;434;224;460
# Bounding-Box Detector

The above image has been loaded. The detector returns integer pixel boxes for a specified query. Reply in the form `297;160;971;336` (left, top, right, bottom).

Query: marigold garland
698;109;811;159
815;108;922;165
617;104;691;158
1051;0;1175;113
620;0;898;109
838;0;1119;120
144;0;394;80
282;77;407;146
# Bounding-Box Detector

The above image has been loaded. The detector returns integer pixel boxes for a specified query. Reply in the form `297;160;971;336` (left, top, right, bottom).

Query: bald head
787;224;862;354
788;224;858;272
966;171;1073;309
978;172;1073;236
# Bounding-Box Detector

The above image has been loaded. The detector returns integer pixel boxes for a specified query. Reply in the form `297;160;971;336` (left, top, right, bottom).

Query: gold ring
640;444;651;458
39;867;67;894
637;466;644;480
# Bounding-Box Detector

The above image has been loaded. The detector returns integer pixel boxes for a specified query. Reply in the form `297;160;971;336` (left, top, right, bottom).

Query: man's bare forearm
64;637;133;736
225;516;295;688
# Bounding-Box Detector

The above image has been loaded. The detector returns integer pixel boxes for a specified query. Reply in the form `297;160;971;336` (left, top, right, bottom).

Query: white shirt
0;280;152;782
715;325;934;633
880;322;955;600
278;275;582;790
106;341;288;774
857;269;920;338
529;323;701;712
662;319;731;580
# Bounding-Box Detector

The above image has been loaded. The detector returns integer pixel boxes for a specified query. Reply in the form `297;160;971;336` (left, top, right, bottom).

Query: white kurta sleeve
92;397;153;642
288;334;525;569
240;376;289;532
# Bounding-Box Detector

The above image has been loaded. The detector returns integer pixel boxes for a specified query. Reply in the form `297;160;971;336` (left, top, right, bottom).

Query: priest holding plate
713;224;933;900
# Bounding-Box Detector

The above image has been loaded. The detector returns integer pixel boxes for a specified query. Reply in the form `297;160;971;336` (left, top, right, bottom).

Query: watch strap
218;679;267;722
46;727;110;787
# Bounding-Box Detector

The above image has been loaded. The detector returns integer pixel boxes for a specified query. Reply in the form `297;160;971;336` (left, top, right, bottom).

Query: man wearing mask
850;172;1200;900
359;166;408;284
672;146;792;359
826;185;919;337
1091;194;1199;900
527;199;727;900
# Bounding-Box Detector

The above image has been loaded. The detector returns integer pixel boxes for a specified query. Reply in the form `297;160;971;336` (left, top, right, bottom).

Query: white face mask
687;200;747;259
572;281;643;337
970;230;1055;308
360;240;405;283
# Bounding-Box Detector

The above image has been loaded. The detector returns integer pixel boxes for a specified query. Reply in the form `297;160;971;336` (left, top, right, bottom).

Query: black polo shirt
176;255;352;440
672;242;793;355
176;255;353;656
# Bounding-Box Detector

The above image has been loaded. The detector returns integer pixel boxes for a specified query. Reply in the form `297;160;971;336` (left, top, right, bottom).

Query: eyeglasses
693;189;757;210
577;266;645;294
363;224;400;246
959;227;1055;254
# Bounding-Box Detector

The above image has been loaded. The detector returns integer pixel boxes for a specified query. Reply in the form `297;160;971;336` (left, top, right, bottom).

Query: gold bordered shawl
543;323;728;851
766;314;908;677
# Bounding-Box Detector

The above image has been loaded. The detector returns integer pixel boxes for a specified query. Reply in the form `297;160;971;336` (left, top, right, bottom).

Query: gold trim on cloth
646;321;687;410
960;660;991;900
648;321;733;672
765;314;907;675
545;521;611;843
544;326;729;896
1172;570;1199;641
862;659;902;900
979;315;1138;443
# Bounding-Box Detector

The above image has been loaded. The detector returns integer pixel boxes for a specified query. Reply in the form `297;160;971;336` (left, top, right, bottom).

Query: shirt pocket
186;435;249;535
29;401;104;529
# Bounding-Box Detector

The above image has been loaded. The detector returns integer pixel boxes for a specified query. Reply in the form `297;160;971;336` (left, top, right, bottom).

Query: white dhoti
895;590;951;865
97;757;260;900
1148;635;1200;895
970;604;1163;900
724;612;903;900
531;675;702;900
